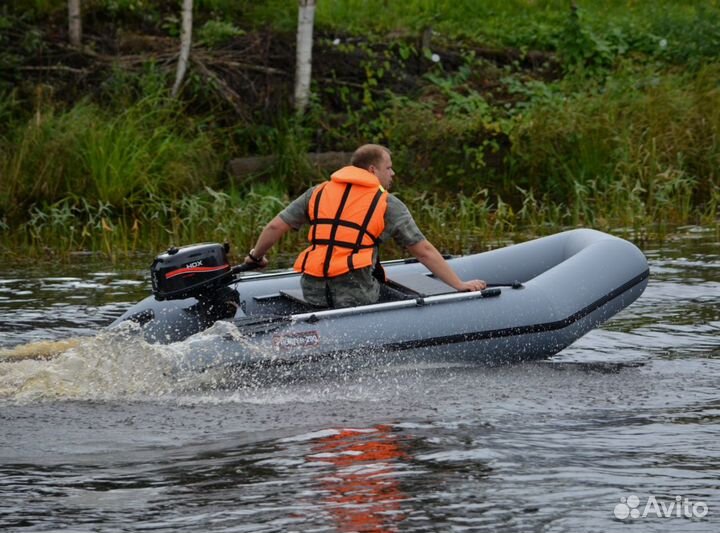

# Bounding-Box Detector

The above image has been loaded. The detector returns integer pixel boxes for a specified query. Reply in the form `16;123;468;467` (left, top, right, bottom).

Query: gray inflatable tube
113;229;649;371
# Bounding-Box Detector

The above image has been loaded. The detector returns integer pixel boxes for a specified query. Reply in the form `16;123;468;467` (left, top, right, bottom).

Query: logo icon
614;495;641;520
614;494;709;520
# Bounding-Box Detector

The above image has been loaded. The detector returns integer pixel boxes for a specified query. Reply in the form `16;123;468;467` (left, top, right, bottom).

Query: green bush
385;97;507;192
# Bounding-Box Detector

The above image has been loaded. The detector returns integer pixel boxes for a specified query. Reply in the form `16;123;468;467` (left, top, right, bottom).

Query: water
1;230;719;532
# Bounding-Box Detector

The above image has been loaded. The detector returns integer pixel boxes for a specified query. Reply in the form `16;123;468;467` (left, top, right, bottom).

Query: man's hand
457;279;487;292
244;249;269;268
407;239;487;293
245;216;292;269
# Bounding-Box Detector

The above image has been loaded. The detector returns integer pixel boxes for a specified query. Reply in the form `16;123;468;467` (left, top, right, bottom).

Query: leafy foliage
197;20;245;48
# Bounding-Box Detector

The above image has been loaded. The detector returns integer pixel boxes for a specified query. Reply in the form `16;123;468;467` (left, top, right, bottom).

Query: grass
0;82;221;221
3;185;301;261
2;173;698;265
13;0;720;60
505;63;720;228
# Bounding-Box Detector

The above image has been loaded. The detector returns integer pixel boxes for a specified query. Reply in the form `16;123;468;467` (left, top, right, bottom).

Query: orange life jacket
294;166;388;278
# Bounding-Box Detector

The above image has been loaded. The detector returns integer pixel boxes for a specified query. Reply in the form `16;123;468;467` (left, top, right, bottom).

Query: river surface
1;229;718;532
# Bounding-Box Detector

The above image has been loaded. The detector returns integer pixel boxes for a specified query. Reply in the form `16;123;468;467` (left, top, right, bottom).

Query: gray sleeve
278;186;316;229
381;195;425;248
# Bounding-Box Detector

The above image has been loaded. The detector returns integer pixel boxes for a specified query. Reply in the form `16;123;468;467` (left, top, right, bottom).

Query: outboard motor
151;243;240;325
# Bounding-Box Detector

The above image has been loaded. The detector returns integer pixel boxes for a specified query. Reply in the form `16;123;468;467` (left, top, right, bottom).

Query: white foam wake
0;322;182;402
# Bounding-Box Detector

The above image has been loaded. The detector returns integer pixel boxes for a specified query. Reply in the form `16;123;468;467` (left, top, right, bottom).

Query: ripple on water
1;234;719;532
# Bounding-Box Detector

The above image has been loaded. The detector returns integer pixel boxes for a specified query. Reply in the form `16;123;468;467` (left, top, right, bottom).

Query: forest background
1;0;719;263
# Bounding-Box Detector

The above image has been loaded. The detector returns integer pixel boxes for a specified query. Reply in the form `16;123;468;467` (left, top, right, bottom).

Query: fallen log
228;151;353;181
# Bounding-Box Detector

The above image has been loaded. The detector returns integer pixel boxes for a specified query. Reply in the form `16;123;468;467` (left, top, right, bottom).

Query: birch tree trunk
68;0;82;47
172;0;194;98
294;0;316;114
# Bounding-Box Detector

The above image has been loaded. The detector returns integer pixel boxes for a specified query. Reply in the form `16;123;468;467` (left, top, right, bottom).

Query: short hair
351;144;391;171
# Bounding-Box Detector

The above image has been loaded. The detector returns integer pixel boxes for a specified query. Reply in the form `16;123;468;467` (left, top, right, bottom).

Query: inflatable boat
112;229;649;371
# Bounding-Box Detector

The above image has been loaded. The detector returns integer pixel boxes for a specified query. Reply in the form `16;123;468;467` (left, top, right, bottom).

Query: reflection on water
307;426;408;532
0;229;719;532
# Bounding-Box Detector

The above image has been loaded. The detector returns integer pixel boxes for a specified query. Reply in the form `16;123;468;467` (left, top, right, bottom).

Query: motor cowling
151;243;232;301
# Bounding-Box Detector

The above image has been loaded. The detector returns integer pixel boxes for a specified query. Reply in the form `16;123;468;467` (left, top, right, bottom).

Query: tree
172;0;194;97
294;0;316;114
68;0;82;47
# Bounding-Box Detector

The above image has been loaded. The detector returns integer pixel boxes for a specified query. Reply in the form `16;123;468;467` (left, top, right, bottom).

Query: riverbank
1;1;718;259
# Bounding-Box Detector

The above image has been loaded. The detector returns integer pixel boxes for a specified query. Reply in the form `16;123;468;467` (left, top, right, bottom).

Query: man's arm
244;215;292;267
406;239;486;292
243;186;314;267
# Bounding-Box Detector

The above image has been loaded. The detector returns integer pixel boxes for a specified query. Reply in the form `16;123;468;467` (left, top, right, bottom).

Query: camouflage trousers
300;268;381;308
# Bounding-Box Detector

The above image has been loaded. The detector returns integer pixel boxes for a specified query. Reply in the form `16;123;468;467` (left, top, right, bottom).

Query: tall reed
506;64;720;231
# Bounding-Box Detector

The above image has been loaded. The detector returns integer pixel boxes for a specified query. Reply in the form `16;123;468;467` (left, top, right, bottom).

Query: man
245;144;486;307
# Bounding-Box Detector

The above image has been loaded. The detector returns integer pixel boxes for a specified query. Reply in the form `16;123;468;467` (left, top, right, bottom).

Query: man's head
351;144;395;190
